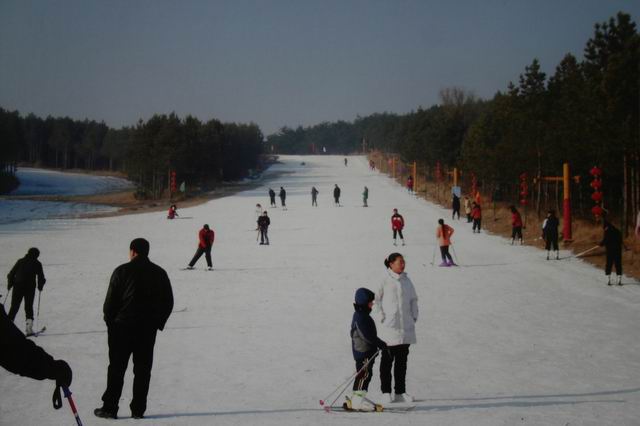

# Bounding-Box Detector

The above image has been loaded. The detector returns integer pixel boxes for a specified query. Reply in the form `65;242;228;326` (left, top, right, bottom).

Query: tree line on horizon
0;110;264;198
267;12;638;232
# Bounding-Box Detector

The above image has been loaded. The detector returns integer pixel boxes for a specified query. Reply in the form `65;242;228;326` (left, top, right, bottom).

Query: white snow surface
1;155;639;425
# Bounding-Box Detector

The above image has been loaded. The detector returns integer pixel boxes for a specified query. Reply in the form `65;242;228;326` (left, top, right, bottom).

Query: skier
279;186;287;210
344;158;348;167
510;205;523;245
187;224;215;270
347;288;387;411
257;211;270;245
464;196;472;223
376;253;418;404
542;210;560;260
0;304;72;406
95;238;173;419
334;184;341;206
363;186;369;207
471;202;482;233
436;219;455;266
311;187;319;207
167;204;178;220
268;188;276;207
600;220;623;286
391;208;405;246
406;176;414;194
452;194;461;220
7;248;46;335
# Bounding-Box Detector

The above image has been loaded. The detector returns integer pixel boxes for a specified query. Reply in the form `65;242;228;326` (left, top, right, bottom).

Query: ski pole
36;290;41;330
320;350;380;410
62;387;84;426
430;245;437;266
573;245;600;259
451;244;460;265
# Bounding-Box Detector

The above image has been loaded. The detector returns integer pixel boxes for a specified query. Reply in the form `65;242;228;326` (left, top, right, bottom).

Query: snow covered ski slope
1;155;640;425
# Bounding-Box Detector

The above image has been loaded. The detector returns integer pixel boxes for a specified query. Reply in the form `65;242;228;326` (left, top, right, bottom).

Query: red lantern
519;172;528;206
590;166;603;218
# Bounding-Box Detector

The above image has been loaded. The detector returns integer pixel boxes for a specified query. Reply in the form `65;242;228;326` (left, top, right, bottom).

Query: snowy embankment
0;168;132;225
0;156;639;426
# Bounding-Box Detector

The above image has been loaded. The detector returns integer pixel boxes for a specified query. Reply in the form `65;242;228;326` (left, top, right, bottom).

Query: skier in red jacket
510;205;523;245
391;209;405;246
167;204;178;220
187;224;215;270
471;203;482;233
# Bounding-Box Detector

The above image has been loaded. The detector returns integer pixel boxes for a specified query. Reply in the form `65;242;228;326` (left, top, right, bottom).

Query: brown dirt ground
368;152;640;281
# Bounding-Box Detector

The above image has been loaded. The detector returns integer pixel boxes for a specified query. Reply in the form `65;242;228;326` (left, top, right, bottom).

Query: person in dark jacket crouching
349;288;386;411
95;238;174;420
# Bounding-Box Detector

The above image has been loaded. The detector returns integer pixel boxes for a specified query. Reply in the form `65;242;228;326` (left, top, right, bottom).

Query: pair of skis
328;395;415;413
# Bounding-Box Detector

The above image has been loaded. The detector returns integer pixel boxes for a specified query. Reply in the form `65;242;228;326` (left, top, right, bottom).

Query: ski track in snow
1;156;639;425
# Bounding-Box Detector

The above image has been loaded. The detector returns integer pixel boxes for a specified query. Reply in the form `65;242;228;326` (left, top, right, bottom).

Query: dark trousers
312;196;317;206
545;236;559;251
280;197;286;207
440;246;453;263
473;218;481;232
102;325;157;415
380;344;410;394
466;213;471;223
334;196;340;205
270;197;276;207
452;207;460;220
353;356;376;392
260;228;269;244
189;246;212;267
393;229;404;240
8;283;36;321
512;226;523;241
605;250;622;275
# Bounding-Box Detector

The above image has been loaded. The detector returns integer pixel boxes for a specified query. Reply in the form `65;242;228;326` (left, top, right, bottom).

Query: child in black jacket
350;288;386;410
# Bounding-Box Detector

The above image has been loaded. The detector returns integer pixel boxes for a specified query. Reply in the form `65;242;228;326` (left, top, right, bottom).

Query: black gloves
378;340;388;350
53;360;72;388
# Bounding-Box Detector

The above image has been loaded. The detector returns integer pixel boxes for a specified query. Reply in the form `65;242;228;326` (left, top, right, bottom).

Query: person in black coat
279;187;287;210
349;288;386;410
452;194;461;220
268;188;276;207
542;210;560;260
95;238;174;420
0;303;72;407
600;221;623;286
7;247;46;335
257;211;271;245
334;184;341;206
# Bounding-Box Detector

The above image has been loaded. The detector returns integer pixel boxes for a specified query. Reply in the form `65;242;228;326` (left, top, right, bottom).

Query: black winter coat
7;254;45;291
334;187;341;198
600;223;623;253
103;256;174;331
0;305;57;381
543;216;559;239
257;216;271;229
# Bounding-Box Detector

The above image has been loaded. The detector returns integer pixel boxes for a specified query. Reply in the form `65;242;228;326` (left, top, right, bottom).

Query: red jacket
167;207;176;219
512;212;523;228
471;206;482;220
198;228;215;248
391;214;405;230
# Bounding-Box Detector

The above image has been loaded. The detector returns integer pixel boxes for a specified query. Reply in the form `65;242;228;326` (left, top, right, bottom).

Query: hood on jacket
354;288;375;313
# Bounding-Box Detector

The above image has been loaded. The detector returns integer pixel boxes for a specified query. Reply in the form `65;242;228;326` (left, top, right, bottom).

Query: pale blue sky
1;1;638;135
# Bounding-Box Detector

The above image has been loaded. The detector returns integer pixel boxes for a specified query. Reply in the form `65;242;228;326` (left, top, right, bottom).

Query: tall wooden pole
562;162;572;241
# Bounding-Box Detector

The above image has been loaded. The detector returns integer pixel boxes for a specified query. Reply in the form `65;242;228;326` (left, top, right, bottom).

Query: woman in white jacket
376;253;419;404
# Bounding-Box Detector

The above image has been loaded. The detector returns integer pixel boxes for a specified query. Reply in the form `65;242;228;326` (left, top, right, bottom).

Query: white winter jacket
375;269;419;346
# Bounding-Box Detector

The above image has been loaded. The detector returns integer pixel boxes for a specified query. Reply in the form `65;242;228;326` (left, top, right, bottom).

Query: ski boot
25;319;34;336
